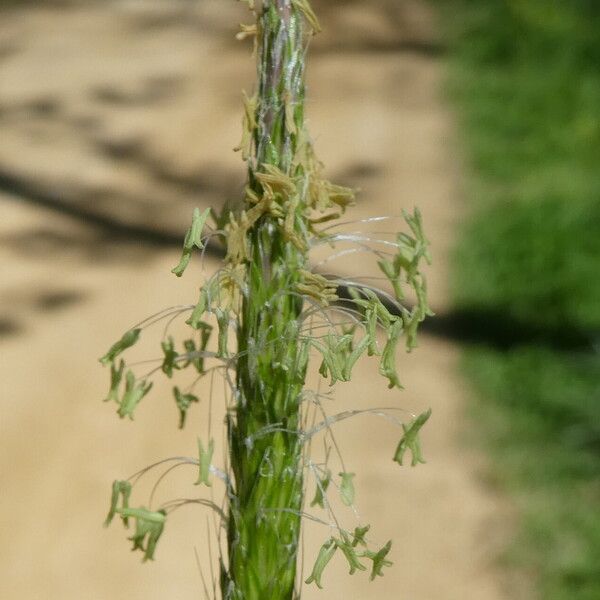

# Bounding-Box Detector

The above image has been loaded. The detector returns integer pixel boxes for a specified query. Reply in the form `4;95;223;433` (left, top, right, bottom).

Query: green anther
172;207;211;277
339;471;356;506
104;480;132;527
343;335;370;380
173;387;199;429
379;319;404;389
310;469;331;509
393;409;432;466
378;258;405;300
117;371;153;420
351;524;370;547
365;540;393;580
104;359;125;403
195;437;214;487
99;328;141;365
337;536;366;575
160;336;179;378
305;538;337;589
117;507;166;562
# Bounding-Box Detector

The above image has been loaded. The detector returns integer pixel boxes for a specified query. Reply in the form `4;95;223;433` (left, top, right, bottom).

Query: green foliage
440;0;600;334
454;195;600;333
439;1;600;597
464;347;600;599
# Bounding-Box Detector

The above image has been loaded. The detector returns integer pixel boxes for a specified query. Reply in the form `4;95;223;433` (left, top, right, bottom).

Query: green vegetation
100;1;431;598
438;1;600;598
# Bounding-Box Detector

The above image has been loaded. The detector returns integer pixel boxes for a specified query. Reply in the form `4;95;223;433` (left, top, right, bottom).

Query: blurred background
0;1;597;599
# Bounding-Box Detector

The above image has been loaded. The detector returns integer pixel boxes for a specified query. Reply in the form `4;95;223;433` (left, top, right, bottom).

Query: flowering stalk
225;2;313;597
101;1;432;598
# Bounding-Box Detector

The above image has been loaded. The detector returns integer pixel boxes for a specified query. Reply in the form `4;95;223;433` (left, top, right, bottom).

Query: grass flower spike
100;1;432;598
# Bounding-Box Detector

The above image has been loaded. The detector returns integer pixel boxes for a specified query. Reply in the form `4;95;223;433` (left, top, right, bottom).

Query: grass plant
100;2;431;598
437;1;600;597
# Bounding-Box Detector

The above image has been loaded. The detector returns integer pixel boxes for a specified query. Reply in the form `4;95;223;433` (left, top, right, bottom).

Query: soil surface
0;1;510;598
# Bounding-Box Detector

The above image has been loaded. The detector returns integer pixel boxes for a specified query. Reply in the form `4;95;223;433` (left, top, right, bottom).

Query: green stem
225;2;308;599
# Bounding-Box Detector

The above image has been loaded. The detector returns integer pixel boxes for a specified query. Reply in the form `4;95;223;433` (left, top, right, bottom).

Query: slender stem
225;2;308;599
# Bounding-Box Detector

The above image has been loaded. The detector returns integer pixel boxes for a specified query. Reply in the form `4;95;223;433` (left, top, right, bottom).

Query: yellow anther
292;0;322;34
236;23;258;41
234;91;258;161
255;164;297;197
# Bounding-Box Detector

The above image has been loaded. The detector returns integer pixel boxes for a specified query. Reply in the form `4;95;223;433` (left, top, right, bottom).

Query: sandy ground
0;1;511;599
